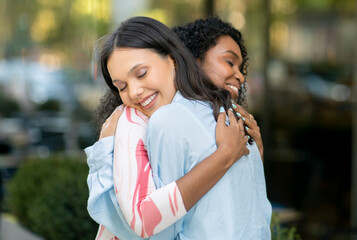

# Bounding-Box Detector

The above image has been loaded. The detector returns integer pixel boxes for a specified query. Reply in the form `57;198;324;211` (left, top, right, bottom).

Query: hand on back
231;104;264;161
215;108;249;165
99;105;125;140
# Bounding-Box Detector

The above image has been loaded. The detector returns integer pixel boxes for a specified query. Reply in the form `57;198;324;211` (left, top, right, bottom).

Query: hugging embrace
85;16;272;240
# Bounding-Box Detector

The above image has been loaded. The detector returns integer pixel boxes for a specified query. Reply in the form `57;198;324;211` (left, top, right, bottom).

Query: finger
242;117;258;130
227;108;237;124
237;105;250;118
246;128;259;139
217;107;226;125
114;105;125;118
243;146;250;156
117;104;125;111
237;118;244;129
109;106;125;122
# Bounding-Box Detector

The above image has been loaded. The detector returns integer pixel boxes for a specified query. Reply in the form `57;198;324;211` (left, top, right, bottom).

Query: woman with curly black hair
172;17;264;159
172;16;248;107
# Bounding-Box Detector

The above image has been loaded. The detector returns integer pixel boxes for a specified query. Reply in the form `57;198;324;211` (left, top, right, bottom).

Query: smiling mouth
140;92;158;107
228;84;238;93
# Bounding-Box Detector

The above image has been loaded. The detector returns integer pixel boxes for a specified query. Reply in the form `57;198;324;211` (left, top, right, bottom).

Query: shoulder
118;106;148;128
147;101;196;136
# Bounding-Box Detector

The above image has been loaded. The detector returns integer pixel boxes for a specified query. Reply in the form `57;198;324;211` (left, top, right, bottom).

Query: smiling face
199;36;245;101
107;48;177;117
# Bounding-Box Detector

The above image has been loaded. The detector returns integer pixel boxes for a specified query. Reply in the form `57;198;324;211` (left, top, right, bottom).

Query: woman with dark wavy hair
86;16;271;240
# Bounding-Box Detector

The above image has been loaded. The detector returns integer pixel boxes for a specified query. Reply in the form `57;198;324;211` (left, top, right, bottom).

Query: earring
172;67;175;79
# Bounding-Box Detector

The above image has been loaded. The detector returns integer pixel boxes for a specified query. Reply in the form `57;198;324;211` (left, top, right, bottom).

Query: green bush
271;212;302;240
5;156;98;240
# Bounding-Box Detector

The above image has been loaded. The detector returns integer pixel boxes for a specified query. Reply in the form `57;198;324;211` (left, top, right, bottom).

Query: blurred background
0;0;356;239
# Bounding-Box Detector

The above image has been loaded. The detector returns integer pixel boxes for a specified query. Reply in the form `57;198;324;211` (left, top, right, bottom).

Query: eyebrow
223;50;239;60
112;63;143;83
129;63;143;75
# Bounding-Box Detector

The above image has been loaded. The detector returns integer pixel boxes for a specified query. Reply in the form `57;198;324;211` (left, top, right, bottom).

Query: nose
234;69;245;84
128;81;144;100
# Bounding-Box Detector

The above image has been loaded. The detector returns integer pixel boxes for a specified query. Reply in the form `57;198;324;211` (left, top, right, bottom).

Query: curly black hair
92;89;122;134
172;16;249;108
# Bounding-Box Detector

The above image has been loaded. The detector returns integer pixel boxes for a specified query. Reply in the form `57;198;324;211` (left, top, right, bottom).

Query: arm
87;106;248;238
86;106;146;240
114;107;248;237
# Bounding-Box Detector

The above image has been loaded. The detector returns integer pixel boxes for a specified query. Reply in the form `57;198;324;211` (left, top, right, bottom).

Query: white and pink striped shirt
94;107;187;240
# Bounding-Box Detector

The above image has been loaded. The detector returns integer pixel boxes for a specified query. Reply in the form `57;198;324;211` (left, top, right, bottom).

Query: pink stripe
131;139;162;236
140;198;162;236
135;108;147;123
174;185;178;212
126;108;140;125
168;193;176;216
96;225;105;240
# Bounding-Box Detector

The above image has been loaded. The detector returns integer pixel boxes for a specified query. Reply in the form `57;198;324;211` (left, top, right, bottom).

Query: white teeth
228;85;238;93
140;93;157;107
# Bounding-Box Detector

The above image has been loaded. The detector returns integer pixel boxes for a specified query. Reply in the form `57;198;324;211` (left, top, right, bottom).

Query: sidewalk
1;214;43;240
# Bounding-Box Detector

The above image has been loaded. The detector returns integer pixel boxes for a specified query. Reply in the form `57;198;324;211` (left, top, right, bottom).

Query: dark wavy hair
172;16;249;108
94;16;234;133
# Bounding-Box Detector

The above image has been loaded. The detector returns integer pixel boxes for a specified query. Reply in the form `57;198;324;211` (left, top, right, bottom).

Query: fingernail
229;107;233;111
219;106;225;113
245;126;249;131
236;112;242;118
242;117;246;122
231;99;235;104
247;135;251;140
232;103;237;108
117;105;124;111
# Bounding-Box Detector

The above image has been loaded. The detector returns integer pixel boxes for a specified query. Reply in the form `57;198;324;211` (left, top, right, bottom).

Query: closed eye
119;85;127;92
137;69;147;79
226;60;234;67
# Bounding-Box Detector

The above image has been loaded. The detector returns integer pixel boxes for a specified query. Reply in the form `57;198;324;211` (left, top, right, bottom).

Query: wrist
215;144;235;168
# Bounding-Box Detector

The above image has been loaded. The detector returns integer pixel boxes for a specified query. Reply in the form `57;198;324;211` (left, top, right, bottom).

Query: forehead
107;48;157;77
208;35;242;56
108;47;156;64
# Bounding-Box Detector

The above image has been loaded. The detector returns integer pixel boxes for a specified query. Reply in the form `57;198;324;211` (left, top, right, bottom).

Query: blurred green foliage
5;156;98;240
271;212;302;240
36;99;61;111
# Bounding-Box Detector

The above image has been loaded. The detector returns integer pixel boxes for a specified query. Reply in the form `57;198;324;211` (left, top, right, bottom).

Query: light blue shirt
86;92;271;239
86;136;146;240
146;92;272;239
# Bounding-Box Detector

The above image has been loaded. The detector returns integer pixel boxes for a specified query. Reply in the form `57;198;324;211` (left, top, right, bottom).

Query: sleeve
114;107;187;238
95;225;117;240
145;104;216;239
86;136;146;240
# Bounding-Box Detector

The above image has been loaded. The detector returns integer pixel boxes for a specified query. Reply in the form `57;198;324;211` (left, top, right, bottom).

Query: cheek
119;93;135;108
206;70;226;88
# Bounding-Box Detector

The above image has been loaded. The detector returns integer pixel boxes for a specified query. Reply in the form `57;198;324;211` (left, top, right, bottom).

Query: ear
168;54;176;68
196;57;203;67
